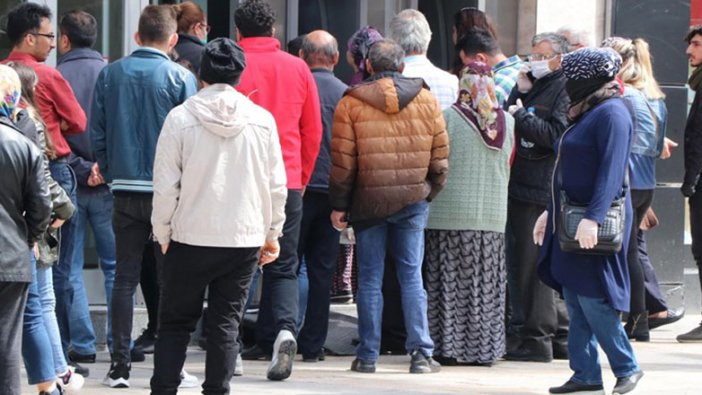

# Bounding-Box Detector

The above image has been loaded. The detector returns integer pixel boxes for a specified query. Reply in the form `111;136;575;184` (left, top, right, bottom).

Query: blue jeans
49;160;79;359
354;201;434;362
297;258;308;330
563;287;640;385
70;190;116;354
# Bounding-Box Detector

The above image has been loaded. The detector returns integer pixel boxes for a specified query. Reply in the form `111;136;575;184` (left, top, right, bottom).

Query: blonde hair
601;36;665;99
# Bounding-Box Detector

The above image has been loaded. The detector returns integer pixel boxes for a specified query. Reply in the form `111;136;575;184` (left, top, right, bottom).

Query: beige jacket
152;84;287;247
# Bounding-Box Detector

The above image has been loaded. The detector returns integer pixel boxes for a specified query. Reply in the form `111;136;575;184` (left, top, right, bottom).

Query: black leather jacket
505;70;570;205
0;119;51;282
684;85;702;196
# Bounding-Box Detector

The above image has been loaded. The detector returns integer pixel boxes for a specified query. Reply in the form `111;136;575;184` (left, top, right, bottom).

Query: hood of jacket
183;84;252;138
345;71;427;114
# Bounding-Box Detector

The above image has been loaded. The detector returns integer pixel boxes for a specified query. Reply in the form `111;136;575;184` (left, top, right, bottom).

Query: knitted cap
199;37;247;85
561;47;622;81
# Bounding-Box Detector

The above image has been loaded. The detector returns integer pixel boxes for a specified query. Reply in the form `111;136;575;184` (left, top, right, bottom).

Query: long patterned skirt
425;229;506;364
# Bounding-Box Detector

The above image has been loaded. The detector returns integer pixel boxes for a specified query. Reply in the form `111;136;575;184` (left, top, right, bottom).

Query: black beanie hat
199;37;247;86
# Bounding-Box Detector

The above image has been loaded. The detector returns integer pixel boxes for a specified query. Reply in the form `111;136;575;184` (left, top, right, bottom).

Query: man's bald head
301;30;339;69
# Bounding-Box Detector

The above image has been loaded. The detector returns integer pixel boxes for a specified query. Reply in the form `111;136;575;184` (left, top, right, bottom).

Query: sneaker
676;323;702;343
39;386;62;395
103;362;130;388
233;353;244;377
350;358;376;373
68;350;96;364
67;361;89;378
133;328;157;354
57;367;84;393
266;329;297;381
549;380;605;394
130;347;146;363
612;371;644;395
409;350;441;374
178;369;199;389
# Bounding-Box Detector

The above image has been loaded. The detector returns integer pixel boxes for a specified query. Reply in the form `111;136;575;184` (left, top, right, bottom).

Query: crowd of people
1;0;701;394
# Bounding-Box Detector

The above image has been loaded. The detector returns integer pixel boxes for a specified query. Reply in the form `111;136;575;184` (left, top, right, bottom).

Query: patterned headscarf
347;26;383;85
453;62;506;150
0;64;22;121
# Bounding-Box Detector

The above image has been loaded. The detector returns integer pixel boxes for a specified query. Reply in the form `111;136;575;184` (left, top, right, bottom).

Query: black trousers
150;242;258;395
689;179;702;294
256;190;303;351
140;242;160;334
627;190;654;315
506;198;568;354
637;230;669;314
0;282;29;395
297;191;340;357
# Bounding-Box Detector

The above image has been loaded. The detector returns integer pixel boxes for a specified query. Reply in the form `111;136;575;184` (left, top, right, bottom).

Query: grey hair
532;32;570;55
301;34;338;66
388;9;432;55
367;39;405;73
556;25;594;50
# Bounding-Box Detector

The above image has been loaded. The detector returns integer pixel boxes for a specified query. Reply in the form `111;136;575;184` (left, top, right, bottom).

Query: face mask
530;59;552;79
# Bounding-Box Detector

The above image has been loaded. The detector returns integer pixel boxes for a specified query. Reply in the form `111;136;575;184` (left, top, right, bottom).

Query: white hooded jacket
152;83;287;247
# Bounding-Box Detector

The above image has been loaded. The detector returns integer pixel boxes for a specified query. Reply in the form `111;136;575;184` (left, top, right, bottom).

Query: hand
33;242;40;260
574;218;599;249
516;65;533;93
259;239;280;266
330;210;348;231
660;138;678;160
160;243;169;255
60;120;69;131
508;99;524;115
533;210;548;246
88;162;105;187
50;218;65;229
682;182;696;197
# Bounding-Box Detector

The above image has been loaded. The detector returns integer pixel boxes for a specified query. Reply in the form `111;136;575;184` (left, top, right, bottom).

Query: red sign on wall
693;0;702;25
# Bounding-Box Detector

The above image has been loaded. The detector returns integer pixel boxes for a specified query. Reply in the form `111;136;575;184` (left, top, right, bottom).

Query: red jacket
3;51;86;158
236;37;322;189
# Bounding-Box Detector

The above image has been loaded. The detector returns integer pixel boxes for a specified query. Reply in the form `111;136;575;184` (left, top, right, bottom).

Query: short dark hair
367;39;404;73
301;34;337;66
5;3;52;46
138;5;177;44
234;0;275;38
687;25;702;44
59;10;98;49
287;35;305;55
455;28;501;57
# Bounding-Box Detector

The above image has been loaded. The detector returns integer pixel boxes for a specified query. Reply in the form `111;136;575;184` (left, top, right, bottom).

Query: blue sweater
538;98;633;313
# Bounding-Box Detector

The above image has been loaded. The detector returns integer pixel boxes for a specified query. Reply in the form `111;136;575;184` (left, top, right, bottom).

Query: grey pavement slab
21;315;702;394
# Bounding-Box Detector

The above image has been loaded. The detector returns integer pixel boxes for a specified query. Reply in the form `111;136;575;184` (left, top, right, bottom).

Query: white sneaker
178;369;200;388
233;353;244;376
266;329;296;381
57;367;84;393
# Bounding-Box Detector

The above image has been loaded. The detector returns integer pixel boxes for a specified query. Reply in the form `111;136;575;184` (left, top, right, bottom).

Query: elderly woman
534;48;643;395
425;61;514;366
346;26;383;86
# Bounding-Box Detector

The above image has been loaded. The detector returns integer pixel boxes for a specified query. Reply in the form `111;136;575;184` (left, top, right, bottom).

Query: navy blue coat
57;48;107;194
538;98;633;313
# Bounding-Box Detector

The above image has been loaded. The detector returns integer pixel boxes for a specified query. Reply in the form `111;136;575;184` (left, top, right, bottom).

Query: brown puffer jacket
329;72;449;223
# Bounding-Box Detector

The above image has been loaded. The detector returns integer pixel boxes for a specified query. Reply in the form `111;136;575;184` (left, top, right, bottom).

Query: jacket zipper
551;125;575;233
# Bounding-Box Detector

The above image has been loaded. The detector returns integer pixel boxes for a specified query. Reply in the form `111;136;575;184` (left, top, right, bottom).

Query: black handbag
558;189;626;255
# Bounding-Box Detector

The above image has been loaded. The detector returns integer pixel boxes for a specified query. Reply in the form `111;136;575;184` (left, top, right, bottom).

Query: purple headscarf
347;26;383;85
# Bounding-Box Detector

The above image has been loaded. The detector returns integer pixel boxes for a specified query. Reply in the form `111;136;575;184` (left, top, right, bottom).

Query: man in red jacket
234;0;322;382
2;2;87;375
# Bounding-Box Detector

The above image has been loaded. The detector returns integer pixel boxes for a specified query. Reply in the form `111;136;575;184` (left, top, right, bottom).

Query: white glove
574;218;599;249
508;98;524;115
516;65;533;93
533;210;548;246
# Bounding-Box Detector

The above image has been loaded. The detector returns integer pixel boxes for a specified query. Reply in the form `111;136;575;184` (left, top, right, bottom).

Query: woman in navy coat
533;48;644;395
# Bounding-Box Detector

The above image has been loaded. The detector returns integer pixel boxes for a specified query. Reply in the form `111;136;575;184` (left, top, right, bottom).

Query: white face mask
530;59;552;79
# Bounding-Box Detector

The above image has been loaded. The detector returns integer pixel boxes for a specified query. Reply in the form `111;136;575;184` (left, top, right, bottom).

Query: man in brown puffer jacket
329;39;448;375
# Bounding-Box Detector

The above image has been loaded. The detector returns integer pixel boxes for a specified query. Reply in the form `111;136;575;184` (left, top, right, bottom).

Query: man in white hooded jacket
150;37;287;394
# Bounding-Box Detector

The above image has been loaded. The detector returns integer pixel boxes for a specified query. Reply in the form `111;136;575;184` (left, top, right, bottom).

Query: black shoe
350;358;376;373
549;380;605;394
67;361;90;377
130;347;146;363
649;308;684;330
552;342;569;360
624;312;650;342
68;350;96;364
241;344;272;361
133;328;156;354
103;362;130;388
409;350;441;374
39;386;62;395
330;290;353;304
302;349;326;362
505;346;553;363
613;371;644;395
432;355;458;366
677;323;702;342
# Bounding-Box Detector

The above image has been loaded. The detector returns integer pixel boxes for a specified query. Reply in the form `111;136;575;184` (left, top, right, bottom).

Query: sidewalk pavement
21;315;702;394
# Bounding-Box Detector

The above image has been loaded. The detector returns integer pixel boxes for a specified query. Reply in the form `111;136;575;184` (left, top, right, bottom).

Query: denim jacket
624;87;667;157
